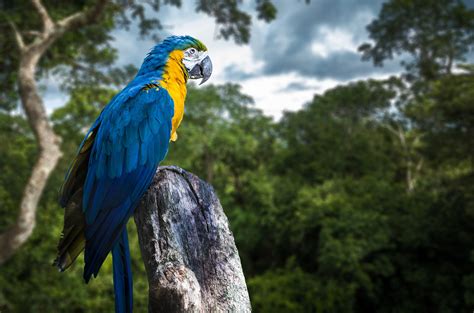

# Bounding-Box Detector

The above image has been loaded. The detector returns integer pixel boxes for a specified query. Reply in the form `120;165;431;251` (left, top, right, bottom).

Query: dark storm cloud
255;0;402;80
265;49;400;81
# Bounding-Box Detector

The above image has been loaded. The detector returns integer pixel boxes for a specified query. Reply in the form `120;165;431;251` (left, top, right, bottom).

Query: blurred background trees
0;0;277;265
1;0;474;312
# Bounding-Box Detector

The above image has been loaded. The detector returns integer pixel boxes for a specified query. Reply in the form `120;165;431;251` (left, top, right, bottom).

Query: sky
43;0;405;119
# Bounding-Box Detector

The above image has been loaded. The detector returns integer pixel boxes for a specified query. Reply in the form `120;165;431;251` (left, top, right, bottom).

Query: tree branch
57;0;109;31
31;0;54;34
7;19;25;51
135;166;251;312
22;30;42;38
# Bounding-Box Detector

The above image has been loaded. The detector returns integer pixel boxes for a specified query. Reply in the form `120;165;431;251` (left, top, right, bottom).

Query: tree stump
134;166;251;312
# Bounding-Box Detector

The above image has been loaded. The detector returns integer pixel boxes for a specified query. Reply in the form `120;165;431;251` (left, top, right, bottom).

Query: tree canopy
359;0;474;80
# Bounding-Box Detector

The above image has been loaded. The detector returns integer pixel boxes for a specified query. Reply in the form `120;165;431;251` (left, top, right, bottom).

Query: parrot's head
140;35;212;85
177;36;212;85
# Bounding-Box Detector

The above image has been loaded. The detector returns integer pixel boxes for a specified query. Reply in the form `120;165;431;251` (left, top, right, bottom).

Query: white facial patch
182;49;208;72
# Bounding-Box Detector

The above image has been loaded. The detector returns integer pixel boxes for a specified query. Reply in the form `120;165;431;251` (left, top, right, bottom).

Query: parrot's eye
185;48;198;58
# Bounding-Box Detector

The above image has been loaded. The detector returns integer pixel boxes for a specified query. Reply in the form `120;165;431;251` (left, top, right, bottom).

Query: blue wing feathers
124;124;138;148
84;200;130;280
81;84;174;287
96;150;107;178
110;143;124;178
83;165;156;281
125;142;139;173
139;141;148;166
148;115;161;135
139;118;151;143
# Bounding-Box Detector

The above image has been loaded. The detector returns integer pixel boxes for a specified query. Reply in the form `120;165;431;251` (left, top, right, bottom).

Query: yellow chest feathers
159;50;188;141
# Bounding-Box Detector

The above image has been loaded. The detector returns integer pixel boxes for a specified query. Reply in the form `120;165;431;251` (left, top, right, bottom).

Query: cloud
253;0;402;80
222;64;257;81
238;73;342;119
278;81;319;93
267;49;401;80
41;0;405;119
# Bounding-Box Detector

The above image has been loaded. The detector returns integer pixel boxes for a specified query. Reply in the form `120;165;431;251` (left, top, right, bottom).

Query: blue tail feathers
112;230;133;313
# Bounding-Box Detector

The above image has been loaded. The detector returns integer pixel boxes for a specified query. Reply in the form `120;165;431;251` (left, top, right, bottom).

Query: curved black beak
188;56;213;85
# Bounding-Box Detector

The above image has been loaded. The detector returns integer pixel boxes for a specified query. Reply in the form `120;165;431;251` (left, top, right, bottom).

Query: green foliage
0;115;36;230
359;0;474;80
277;80;398;185
255;0;277;23
249;265;320;313
408;67;474;166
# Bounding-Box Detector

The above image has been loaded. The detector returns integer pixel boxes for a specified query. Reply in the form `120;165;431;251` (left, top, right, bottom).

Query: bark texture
134;166;251;313
0;0;109;265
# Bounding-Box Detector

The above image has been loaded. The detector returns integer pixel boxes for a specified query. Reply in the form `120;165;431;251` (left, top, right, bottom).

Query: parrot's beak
188;56;212;85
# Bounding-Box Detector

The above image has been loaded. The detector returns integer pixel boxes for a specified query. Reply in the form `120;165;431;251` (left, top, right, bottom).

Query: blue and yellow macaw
54;35;212;313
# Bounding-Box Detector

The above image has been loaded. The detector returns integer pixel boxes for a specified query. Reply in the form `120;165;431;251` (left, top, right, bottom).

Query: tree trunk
134;166;251;313
0;0;109;265
0;38;62;265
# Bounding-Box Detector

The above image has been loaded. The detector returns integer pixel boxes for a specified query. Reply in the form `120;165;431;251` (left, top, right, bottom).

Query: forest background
1;0;474;312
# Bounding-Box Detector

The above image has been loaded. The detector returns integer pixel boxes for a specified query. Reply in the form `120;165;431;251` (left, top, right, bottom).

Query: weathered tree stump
134;166;251;312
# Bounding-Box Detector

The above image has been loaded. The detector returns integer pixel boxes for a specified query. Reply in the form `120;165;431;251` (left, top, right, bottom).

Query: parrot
53;35;212;313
